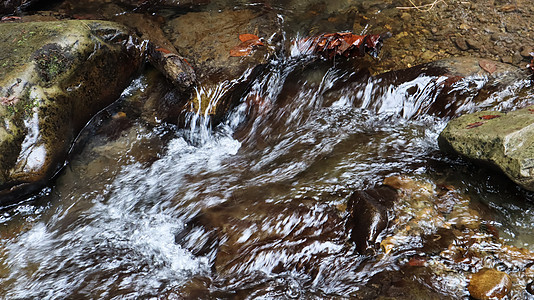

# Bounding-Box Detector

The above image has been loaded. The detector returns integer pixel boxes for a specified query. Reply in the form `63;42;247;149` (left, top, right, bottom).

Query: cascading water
2;3;534;299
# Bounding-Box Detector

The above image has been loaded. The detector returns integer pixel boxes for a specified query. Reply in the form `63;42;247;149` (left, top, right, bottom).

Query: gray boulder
439;105;534;191
0;20;143;203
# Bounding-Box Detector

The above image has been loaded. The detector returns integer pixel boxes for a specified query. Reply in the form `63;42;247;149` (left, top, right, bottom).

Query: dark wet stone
113;13;196;92
468;268;512;300
0;20;142;204
0;0;41;15
520;46;534;58
346;185;398;254
466;38;482;50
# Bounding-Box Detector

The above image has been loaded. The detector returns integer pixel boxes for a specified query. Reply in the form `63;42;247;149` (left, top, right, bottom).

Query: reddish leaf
466;122;484;129
155;47;172;54
479;59;497;74
239;34;260;42
441;75;464;87
479;114;501;120
230;34;264;57
0;95;19;105
296;32;383;59
1;16;22;22
230;39;264;57
407;257;427;267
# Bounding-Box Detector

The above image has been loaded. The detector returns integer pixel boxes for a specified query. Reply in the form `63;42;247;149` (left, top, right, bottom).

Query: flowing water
2;1;534;299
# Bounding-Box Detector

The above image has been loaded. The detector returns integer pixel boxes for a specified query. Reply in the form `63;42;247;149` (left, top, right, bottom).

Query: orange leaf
479;115;501;120
466;122;484;129
479;59;497;74
239;34;260;42
230;39;264;57
155;47;172;54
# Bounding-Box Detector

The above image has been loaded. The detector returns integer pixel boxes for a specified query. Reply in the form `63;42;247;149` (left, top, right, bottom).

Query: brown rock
454;37;469;51
468;268;512;300
347;186;398;254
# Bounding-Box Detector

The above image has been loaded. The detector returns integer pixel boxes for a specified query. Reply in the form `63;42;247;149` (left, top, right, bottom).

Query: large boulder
0;20;142;204
439;105;534;191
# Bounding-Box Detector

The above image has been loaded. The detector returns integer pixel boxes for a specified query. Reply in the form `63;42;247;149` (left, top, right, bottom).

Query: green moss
33;43;73;85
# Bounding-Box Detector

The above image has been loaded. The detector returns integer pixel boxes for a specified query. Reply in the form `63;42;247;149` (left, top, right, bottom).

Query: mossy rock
0;20;142;204
439;105;534;191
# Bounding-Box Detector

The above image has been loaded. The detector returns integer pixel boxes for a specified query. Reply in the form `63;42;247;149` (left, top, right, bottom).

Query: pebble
454;37;469;51
466;38;482;50
421;50;436;61
468;268;512;300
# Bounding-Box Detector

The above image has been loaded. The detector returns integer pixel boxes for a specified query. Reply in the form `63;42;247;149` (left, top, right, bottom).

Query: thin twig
396;0;446;12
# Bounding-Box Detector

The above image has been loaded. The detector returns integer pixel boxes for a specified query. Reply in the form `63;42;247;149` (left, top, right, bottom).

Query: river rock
439;105;534;191
166;9;280;122
468;268;512;300
346;185;398;254
0;20;142;204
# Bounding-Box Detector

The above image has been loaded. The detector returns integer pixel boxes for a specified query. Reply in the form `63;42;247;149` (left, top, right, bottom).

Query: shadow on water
1;0;534;299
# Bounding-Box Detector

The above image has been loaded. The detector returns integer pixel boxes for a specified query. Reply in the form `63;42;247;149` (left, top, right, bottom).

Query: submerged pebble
468;268;512;300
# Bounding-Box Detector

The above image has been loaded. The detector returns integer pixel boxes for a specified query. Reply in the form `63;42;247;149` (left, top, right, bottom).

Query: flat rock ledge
439;105;534;191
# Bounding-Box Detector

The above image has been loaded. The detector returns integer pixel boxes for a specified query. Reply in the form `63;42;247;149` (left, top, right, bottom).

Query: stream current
2;1;534;299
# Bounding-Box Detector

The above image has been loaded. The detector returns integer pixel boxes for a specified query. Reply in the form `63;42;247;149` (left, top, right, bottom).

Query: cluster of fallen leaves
229;31;384;59
296;32;384;59
229;34;264;57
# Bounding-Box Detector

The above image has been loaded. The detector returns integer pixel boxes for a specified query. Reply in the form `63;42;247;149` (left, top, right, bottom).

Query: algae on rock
439;105;534;191
0;20;142;204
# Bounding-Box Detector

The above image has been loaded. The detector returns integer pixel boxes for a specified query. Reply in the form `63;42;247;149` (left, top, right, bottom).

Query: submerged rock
0;20;142;204
439;105;534;191
346;185;398;254
468;268;512;300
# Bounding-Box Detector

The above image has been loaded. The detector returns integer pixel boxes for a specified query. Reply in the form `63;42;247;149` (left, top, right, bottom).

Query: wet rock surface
439;105;534;191
347;185;398;254
351;0;534;74
0;20;142;203
468;268;512;300
323;56;531;119
374;176;534;299
165;9;281;118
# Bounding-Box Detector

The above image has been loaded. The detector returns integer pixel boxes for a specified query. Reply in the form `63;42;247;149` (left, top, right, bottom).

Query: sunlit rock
0;20;142;204
439;105;534;191
468;268;512;300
